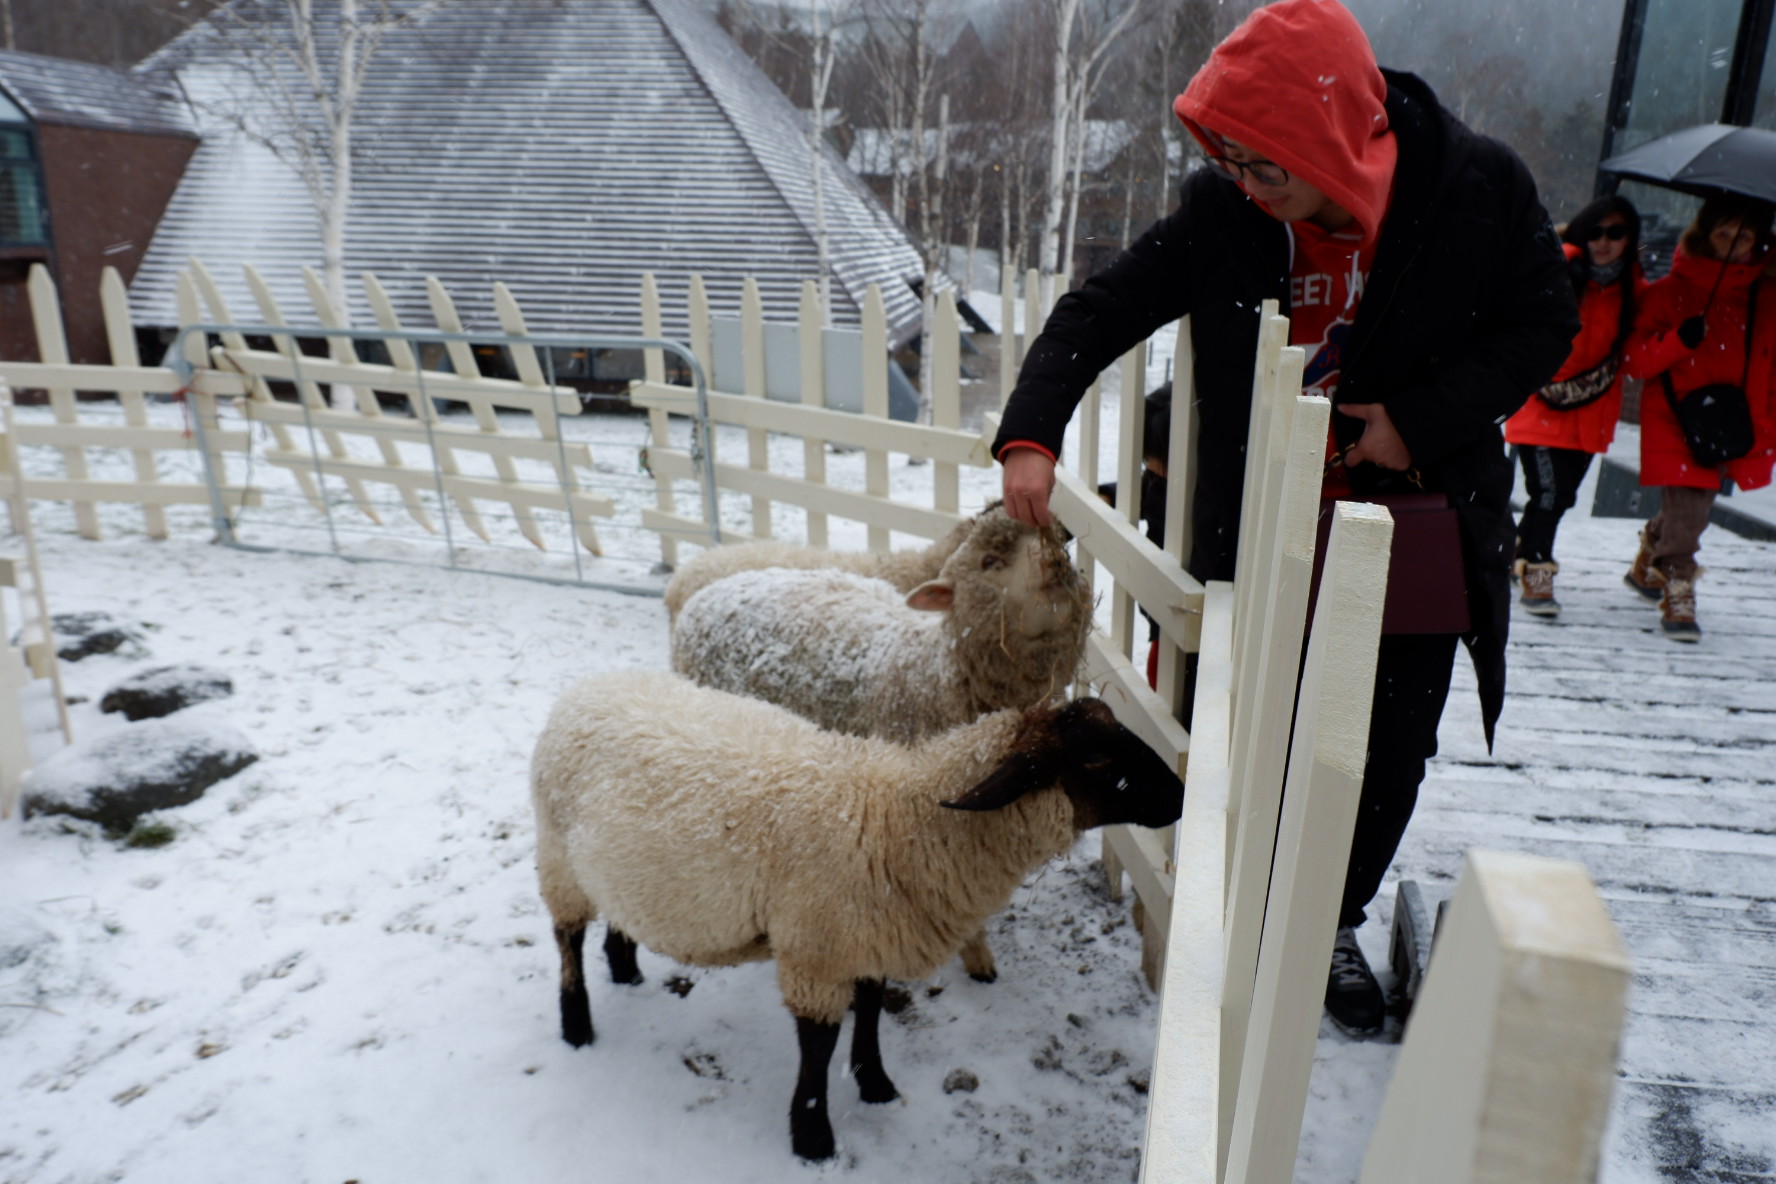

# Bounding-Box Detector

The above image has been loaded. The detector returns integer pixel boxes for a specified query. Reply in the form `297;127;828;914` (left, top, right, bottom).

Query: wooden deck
1391;507;1776;1182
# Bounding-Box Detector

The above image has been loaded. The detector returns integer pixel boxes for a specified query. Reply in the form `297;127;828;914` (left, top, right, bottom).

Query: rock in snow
48;611;146;661
21;714;257;829
100;663;235;721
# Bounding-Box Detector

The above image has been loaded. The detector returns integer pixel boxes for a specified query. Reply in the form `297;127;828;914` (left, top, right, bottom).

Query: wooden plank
238;395;593;466
798;279;830;549
931;290;961;515
364;270;491;542
0;477;261;508
210;343;581;415
641;272;680;566
1080;629;1192;775
640;506;759;547
741;276;774;539
26;264;101;540
244;265;382;526
9;423;252;452
1223;502;1392;1184
1141;579;1236;1184
0;361;249;398
862;284;890;551
1361;851;1630;1184
1219;390;1327;1110
1053;469;1204;651
631;382;993;466
1103;823;1177;943
646;447;961;540
99;266;170;539
257;451;613;517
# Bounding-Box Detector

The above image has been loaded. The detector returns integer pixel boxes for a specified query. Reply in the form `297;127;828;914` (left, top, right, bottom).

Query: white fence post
740;277;774;540
1222;501;1393;1184
1361;851;1631;1184
1139;578;1235;1182
798;280;831;548
861;284;891;553
26;266;101;540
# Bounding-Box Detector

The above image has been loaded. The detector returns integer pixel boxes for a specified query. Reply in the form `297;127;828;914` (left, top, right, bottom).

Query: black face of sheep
941;698;1184;831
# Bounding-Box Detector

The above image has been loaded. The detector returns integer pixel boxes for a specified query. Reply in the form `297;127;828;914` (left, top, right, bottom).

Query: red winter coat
1623;248;1776;491
1504;245;1642;454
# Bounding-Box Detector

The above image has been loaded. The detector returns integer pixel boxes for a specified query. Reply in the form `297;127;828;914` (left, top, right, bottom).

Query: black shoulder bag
1661;285;1759;469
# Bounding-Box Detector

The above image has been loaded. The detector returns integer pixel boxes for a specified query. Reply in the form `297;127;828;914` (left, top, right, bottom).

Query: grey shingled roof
0;49;195;138
128;0;933;346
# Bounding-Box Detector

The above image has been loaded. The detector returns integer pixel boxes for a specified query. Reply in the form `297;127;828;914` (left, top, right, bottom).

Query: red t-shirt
1290;221;1374;497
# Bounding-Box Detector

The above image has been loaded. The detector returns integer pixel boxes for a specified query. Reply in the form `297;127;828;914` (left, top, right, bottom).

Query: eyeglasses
1587;224;1630;242
1206;155;1290;188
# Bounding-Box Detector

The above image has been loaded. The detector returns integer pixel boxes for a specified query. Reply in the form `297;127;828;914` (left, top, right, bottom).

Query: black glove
1677;316;1707;349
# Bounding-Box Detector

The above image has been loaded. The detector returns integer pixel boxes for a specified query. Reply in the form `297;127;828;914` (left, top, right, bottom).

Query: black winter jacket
993;71;1580;743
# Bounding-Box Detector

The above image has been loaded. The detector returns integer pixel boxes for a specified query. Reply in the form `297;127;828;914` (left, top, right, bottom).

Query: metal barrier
168;323;722;594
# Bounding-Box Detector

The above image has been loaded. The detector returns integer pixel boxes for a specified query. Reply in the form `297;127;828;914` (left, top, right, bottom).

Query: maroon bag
1306;493;1470;635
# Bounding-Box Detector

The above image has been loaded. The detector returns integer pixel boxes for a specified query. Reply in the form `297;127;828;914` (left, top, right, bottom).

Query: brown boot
1659;571;1701;642
1625;529;1665;601
1518;561;1560;617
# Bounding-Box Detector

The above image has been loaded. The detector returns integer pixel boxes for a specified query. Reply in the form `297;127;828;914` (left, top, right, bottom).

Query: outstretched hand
1336;402;1413;471
1001;448;1057;527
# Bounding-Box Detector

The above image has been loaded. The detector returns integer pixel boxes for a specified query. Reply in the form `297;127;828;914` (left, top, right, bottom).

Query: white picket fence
0;260;1629;1182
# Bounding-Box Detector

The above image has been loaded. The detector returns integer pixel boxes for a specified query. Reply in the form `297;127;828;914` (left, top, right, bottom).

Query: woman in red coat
1621;194;1776;640
1505;196;1644;616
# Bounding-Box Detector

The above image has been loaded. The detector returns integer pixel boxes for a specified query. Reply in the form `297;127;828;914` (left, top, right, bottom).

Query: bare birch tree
1038;0;1139;300
196;0;418;345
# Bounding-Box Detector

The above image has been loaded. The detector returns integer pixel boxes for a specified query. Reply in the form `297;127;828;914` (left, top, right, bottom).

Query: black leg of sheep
603;925;644;985
791;1015;843;1160
849;978;899;1104
554;923;594;1048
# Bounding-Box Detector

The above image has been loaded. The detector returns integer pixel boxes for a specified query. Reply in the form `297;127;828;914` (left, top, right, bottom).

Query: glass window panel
1756;11;1776;130
1620;0;1744;151
0;91;26;124
1;163;49;245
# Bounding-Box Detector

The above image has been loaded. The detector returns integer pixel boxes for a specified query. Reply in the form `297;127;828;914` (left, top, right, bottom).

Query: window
1;92;49;248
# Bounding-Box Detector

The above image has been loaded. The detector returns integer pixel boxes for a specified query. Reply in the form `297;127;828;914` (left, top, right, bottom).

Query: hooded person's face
1218;138;1355;232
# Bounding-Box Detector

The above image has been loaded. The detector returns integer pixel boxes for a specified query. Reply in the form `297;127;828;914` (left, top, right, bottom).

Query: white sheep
669;510;1090;981
661;506;990;625
530;668;1184;1161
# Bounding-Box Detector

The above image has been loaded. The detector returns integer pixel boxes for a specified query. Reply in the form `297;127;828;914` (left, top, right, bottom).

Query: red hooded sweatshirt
1174;0;1398;494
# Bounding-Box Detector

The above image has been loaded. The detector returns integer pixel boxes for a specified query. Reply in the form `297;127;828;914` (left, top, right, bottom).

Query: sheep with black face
530;669;1183;1161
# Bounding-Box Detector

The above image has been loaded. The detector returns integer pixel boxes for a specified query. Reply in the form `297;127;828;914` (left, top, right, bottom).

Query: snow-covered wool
529;669;1184;1161
661;507;988;624
670;510;1089;747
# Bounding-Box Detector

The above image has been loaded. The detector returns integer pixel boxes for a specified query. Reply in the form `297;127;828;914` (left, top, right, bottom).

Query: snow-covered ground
2;398;1772;1182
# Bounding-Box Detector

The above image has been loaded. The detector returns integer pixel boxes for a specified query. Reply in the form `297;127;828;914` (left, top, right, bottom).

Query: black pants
1339;632;1459;930
1178;630;1460;931
1515;446;1594;564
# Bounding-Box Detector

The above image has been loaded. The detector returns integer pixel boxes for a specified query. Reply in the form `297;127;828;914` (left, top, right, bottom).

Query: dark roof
128;0;933;345
0;48;195;138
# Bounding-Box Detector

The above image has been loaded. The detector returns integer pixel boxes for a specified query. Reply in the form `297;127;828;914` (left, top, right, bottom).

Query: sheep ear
905;580;956;612
941;753;1044;812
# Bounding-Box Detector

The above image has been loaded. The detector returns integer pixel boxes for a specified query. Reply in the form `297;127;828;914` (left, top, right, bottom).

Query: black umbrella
1600;123;1776;205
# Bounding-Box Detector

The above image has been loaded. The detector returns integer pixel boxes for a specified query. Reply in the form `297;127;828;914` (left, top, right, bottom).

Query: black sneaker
1325;926;1385;1036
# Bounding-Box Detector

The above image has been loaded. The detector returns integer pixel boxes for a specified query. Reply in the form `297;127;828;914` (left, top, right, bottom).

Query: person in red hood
993;0;1577;1035
1504;195;1647;616
1620;194;1776;641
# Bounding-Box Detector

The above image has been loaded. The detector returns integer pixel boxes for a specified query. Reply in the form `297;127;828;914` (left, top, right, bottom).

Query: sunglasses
1587;224;1630;242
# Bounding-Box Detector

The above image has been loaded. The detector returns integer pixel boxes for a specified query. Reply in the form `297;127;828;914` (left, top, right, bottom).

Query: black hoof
559;985;594;1047
791;1113;835;1161
855;1066;899;1104
969;969;998;984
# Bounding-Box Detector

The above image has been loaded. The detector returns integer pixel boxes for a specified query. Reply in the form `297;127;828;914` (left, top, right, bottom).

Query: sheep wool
531;670;1076;1025
661;511;980;624
671;513;1088;746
